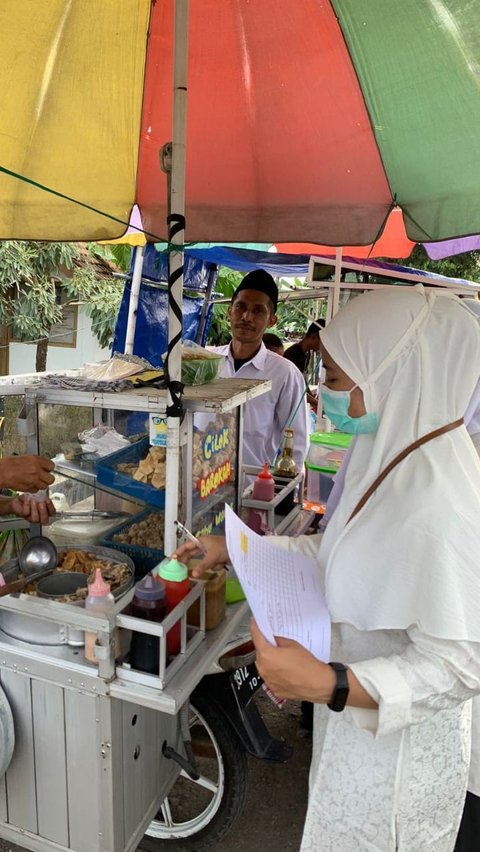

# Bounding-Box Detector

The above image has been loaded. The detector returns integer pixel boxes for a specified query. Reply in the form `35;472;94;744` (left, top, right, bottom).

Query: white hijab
463;299;480;438
320;286;480;641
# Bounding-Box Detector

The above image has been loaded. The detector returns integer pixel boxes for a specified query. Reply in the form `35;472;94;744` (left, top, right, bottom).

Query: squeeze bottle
247;462;275;534
129;573;167;673
155;558;190;657
84;568;117;664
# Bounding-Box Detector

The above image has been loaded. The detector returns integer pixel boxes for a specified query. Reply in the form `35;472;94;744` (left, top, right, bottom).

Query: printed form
225;504;331;661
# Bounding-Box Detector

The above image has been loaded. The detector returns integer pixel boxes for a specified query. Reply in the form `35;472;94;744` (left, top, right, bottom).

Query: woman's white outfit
270;288;480;851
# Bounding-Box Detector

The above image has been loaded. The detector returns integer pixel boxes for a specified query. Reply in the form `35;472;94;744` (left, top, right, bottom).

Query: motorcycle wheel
138;693;248;851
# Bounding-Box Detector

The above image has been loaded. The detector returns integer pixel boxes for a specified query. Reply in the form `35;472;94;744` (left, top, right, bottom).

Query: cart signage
202;426;230;460
197;460;233;499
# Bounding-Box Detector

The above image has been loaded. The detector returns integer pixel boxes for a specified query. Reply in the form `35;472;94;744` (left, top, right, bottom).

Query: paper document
225;505;331;661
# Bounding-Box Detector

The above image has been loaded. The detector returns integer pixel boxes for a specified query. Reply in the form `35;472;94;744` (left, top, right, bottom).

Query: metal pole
124;245;145;355
332;246;342;317
164;0;189;555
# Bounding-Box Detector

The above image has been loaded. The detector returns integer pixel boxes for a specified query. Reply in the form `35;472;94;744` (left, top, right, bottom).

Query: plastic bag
163;342;224;386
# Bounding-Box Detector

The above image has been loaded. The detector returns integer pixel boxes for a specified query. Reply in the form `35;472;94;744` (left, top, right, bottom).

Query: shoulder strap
347;418;464;524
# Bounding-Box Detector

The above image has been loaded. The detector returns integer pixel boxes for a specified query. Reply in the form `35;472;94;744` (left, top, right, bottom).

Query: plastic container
187;565;226;630
153;558;190;657
129;574;168;673
84;568;117;664
306;431;352;473
306;431;352;504
247;463;275;534
96;436;165;509
48;516;124;549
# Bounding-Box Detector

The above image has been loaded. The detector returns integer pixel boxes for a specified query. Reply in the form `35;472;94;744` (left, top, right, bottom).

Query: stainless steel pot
0;544;134;647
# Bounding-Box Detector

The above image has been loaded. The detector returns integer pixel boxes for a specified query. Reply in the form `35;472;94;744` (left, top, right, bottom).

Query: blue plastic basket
100;508;164;579
96;436;165;508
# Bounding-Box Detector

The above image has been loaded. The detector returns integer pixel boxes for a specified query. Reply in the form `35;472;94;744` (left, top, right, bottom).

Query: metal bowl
36;572;88;600
0;544;134;646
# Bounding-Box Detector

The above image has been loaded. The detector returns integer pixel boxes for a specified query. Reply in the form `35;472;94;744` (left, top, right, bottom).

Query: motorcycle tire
138;693;248;851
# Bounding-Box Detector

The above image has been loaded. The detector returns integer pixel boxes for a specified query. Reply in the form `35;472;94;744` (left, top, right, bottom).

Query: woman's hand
251;619;336;703
8;493;56;526
172;535;229;577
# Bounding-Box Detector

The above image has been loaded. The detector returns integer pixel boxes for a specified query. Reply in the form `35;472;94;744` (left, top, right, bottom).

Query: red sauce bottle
155;558;190;657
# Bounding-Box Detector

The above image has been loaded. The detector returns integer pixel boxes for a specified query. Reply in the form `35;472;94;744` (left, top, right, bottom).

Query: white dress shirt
210;342;308;470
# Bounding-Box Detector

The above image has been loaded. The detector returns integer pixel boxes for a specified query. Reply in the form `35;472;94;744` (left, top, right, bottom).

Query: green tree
0;241;124;372
389;245;480;282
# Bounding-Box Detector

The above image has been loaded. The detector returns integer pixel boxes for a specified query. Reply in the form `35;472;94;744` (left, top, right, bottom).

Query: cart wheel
138;693;248;851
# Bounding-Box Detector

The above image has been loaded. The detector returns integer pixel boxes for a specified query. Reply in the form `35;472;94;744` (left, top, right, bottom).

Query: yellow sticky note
240;532;248;554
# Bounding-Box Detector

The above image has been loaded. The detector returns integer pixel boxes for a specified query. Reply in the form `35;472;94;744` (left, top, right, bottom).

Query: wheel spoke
180;768;219;794
160;798;174;828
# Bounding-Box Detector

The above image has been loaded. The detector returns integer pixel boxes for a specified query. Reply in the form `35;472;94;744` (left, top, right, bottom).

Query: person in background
262;332;285;356
0;454;55;524
209;269;308;471
284;319;325;409
176;287;480;852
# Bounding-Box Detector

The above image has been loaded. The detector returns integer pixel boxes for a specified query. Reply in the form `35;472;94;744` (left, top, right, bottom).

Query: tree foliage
0;241;124;367
388;245;480;282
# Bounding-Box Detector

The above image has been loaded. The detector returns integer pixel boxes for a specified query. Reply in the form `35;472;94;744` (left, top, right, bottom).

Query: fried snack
117;445;169;489
113;512;164;549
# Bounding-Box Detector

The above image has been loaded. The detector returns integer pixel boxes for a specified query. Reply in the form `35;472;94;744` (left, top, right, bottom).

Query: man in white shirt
210;270;308;470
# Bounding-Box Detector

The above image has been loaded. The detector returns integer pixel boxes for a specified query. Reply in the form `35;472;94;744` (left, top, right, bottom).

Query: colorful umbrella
1;0;480;249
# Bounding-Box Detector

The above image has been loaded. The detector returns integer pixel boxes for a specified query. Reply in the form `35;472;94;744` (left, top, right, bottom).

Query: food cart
0;373;279;852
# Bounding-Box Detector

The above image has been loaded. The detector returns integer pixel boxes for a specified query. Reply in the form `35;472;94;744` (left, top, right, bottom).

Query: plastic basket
100;508;164;580
96;436;165;508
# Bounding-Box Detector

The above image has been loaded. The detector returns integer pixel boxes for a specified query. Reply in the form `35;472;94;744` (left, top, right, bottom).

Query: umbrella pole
164;0;190;555
124;245;145;355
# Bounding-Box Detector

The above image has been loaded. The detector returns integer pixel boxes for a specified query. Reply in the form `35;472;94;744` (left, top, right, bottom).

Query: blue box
96;436;165;509
100;508;164;580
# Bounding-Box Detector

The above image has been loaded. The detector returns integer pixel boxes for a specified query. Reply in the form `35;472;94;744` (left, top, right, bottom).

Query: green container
306;431;353;475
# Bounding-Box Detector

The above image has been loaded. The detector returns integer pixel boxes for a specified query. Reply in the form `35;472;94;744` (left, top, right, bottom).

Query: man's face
228;289;276;345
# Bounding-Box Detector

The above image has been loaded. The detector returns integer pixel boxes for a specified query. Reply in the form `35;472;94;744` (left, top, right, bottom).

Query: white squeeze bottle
84;568;116;664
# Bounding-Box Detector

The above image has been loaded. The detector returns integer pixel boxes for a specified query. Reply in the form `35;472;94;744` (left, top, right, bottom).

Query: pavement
0;696;311;852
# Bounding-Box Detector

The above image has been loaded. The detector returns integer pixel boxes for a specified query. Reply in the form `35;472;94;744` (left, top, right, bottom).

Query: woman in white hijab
454;298;480;851
175;286;480;851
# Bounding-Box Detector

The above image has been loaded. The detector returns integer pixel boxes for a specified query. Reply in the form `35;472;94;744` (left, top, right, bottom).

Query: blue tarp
113;244;479;365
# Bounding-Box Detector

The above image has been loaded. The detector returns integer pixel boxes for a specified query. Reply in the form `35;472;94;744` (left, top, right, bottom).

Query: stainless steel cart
0;376;271;852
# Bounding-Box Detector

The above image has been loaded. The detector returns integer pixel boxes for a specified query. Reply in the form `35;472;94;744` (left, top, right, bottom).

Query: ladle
0;536;58;597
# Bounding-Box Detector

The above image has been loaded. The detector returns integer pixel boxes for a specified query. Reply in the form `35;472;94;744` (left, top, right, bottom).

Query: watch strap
327;662;349;712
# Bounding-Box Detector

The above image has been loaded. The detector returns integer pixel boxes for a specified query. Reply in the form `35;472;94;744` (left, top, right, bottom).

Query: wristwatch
327;662;349;712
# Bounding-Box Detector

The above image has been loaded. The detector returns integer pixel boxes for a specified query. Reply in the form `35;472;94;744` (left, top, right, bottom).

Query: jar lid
157;557;188;582
134;573;166;600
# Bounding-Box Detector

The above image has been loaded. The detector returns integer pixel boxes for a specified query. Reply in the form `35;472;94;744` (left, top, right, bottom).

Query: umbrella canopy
1;0;480;248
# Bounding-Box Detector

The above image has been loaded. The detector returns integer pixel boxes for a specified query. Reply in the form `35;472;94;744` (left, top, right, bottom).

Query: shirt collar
226;341;268;371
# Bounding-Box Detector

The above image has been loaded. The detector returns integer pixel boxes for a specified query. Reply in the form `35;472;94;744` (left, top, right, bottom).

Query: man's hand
9;493;56;526
0;455;55;493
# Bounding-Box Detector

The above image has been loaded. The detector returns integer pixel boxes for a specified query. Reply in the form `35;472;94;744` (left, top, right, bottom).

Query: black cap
232;269;278;312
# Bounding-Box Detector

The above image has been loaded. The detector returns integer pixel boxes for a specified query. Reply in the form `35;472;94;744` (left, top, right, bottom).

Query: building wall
8;307;111;375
